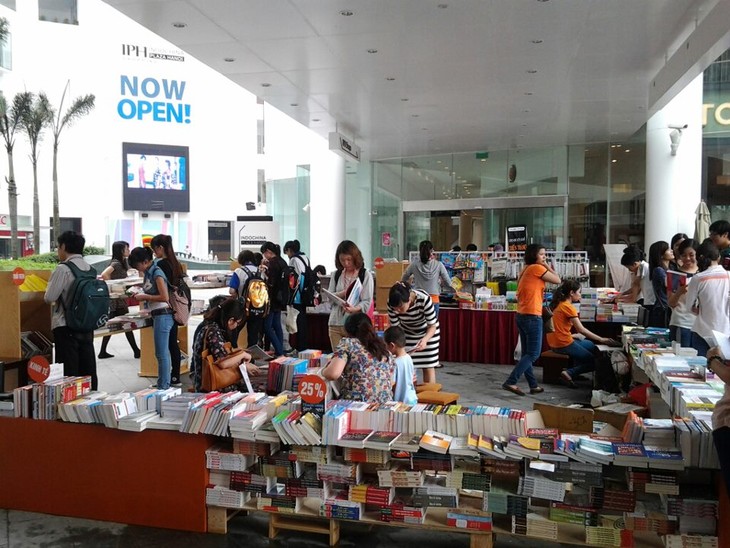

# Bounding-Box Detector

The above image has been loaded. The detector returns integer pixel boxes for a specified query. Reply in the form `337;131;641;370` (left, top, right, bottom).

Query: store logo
122;43;185;63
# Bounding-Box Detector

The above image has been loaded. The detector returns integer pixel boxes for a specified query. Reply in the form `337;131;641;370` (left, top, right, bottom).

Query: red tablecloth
439;308;519;365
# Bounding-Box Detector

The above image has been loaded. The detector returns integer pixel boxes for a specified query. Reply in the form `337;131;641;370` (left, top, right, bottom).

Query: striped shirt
387;289;441;369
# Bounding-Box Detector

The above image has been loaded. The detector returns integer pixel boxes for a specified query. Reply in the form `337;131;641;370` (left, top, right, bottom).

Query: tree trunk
7;148;19;259
52;142;59;247
32;160;39;254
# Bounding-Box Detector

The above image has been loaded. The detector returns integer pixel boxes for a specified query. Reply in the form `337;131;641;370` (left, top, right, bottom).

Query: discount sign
27;355;51;383
298;374;328;417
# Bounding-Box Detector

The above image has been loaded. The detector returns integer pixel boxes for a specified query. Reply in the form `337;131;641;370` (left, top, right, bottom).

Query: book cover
666;270;688;293
419;430;453;454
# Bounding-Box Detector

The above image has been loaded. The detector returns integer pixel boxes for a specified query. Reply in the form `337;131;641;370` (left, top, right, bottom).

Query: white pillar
309;153;345;271
645;74;703;250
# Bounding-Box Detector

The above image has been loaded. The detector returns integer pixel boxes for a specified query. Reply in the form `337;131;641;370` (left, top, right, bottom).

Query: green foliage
0;258;57;271
83;245;105;256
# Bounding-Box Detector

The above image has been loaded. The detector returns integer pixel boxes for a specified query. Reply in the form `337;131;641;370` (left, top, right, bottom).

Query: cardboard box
533;402;594;434
593;403;648;431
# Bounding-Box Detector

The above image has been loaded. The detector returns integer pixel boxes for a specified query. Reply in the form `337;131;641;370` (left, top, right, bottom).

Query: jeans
713;427;730;501
247;317;264;349
433;303;440;316
54;326;98;390
505;313;541;388
670;326;692;348
153;312;174;389
169;323;181;384
293;304;308;351
691;331;711;357
553;339;597;378
264;311;284;355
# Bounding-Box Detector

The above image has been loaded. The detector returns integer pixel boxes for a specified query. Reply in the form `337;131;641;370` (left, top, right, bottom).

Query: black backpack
334;267;367;287
60;261;111;332
293;255;319;307
272;257;298;307
239;268;270;318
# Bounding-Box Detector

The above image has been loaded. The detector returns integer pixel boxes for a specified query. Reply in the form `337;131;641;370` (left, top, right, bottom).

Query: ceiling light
367;49;378;54
261;83;271;87
172;22;187;28
401;98;409;102
312;118;320;122
223;57;235;63
340;9;354;16
290;103;298;107
438;3;448;8
412;114;419;118
531;39;543;44
524;92;533;96
421;127;428;131
611;159;617;163
480;159;486;162
624;149;631;153
521;123;528;127
386;77;396;81
526;70;537;74
523;109;531;113
437;160;442;164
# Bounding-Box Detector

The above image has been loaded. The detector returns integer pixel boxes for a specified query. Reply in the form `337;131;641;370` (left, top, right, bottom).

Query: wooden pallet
206;506;246;534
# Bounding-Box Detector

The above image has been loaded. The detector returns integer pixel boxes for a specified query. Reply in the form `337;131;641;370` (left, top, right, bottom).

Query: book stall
2;342;727;548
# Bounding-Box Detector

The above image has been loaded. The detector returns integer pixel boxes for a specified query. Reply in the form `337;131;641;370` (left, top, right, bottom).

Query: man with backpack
45;231;105;390
260;242;291;357
229;250;269;348
284;239;315;352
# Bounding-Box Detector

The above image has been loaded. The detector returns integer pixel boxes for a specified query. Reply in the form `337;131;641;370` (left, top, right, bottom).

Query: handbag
542;305;555;333
201;327;244;392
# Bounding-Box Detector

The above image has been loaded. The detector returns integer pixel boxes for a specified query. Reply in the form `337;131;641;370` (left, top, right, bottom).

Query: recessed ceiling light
223;57;235;63
412;114;419;118
524;92;533;96
312;118;320;122
523;109;531;113
437;160;442;164
526;70;537;74
172;21;187;28
385;77;396;81
480;159;486;162
611;159;617;163
531;39;543;44
340;9;354;16
421;127;428;131
437;3;448;8
261;83;271;87
401;98;409;102
624;149;631;153
519;134;525;137
367;49;378;54
290;103;298;107
537;0;550;3
521;123;528;127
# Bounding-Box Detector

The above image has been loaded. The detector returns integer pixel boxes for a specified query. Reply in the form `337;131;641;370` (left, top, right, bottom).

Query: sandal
560;370;576;388
530;387;545;394
502;384;525;396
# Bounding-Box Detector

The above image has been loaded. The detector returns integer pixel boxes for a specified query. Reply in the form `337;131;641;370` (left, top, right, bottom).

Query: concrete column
645;73;703;250
310;153;345;271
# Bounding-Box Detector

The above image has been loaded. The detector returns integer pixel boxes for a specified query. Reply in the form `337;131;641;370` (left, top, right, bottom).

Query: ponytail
344;312;388;361
550;280;581;310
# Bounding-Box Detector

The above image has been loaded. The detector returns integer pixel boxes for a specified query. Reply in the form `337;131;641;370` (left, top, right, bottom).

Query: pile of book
377;465;424;488
511;512;558;540
316;461;361;484
320;494;361;520
266;357;308;394
206;444;257;472
548;502;598;526
14;376;92;420
256;488;301;513
665;497;718;535
445;509;492;531
348;483;394;505
205;485;250;509
229;470;276;495
585;525;634;547
260;452;303;479
482;490;529;515
379;504;426;524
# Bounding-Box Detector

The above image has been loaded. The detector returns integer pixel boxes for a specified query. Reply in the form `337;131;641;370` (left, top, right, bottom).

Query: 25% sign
298;374;328;416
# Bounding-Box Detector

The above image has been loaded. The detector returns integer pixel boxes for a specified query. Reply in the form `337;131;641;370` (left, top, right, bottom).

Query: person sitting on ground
547;280;617;388
384;325;418;406
322;312;395;403
191;296;260;392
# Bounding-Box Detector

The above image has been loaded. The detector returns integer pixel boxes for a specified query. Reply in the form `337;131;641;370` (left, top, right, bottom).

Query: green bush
83;245;106;256
0;259;57;271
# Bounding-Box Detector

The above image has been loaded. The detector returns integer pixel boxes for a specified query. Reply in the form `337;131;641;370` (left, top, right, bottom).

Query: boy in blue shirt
384;326;418;405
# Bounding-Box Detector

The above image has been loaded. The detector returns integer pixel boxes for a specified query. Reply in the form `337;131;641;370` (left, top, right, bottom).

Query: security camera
669;128;682;156
668;124;688;130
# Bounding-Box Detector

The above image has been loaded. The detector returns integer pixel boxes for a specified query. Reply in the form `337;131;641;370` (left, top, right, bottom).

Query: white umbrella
694;200;711;242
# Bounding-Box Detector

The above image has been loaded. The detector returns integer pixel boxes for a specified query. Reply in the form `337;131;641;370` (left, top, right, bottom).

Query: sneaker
171;382;183;388
149;383;160;389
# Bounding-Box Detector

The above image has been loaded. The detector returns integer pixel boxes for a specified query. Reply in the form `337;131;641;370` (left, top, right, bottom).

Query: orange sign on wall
12;267;25;286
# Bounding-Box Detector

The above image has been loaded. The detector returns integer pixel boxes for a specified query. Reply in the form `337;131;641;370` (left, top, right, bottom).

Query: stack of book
206;444;257;472
266;357;308;394
419;430;453;454
363;430;401;451
549;462;603;486
117;410;158;432
412;478;458;508
445;509;492;531
626;469;679;495
260;452;303;479
342;447;390;464
482;489;529;515
511;512;558;540
611;442;648;467
16;376;92;420
233;439;280;456
290;445;334;464
411;449;454;472
447;470;490;491
665;498;718;536
348;483;394;505
377;465;424;488
589;486;636;512
518;475;566;502
585;526;634;547
282;466;326;498
257;489;301;513
205;485;250;509
577;438;615;465
379;504;426;524
662;534;718;547
316;461;361;484
320;492;361;520
229;470;276;495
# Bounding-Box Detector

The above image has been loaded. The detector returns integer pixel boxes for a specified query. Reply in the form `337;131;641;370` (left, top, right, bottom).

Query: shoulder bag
201;326;245;392
542;304;555;333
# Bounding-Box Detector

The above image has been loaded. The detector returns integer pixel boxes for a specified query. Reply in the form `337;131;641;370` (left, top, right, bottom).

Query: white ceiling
102;0;721;160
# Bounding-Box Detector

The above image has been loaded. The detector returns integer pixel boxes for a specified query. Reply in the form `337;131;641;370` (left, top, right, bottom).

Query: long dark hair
203;296;245;330
260;241;281;256
550;280;581;310
697;240;719;272
111;240;129;270
419;240;434;264
524;243;544;265
648;240;669;281
335;240;364;271
388;282;411;308
150;234;183;284
344;312;388;361
620;245;644;266
283;240;301;254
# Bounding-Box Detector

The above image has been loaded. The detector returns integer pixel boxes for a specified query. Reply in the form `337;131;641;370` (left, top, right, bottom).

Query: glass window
0;29;11;70
39;0;77;24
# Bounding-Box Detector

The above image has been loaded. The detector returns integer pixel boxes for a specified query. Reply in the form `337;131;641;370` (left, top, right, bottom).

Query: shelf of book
0;417;214;532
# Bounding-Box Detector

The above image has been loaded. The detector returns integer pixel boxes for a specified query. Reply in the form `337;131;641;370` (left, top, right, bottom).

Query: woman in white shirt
668;239;699;347
618;245;654;325
685;241;730;357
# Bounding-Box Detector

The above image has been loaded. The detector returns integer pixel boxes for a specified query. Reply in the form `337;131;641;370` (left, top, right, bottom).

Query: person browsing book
321;312;395;404
384;326;418;406
259;241;288;357
547;280;616;388
327;240;374;350
284;239;311;351
502;243;561;396
401;240;452;315
128;246;174;389
387;281;441;384
668;239;699;347
617;245;652;309
647;240;673;328
702;344;730;498
98;240;141;360
151;234;185;387
191;297;260;392
685;240;730;357
229;250;262;348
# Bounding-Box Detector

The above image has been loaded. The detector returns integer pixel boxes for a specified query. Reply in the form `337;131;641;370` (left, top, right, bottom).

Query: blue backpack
61;261;111;332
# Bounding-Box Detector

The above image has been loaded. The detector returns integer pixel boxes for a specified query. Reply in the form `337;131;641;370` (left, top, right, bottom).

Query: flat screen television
122;142;190;212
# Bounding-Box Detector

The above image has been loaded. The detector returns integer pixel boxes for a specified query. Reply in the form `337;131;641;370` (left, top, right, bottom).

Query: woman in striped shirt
387;282;441;383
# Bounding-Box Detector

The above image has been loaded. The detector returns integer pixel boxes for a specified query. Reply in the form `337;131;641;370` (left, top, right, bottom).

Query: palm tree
48;82;94;242
0;91;33;259
0;17;8;43
19;92;52;252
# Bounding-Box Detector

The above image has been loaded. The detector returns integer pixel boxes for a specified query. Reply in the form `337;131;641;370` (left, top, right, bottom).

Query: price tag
12;267;26;286
27;355;51;383
298;374;328;417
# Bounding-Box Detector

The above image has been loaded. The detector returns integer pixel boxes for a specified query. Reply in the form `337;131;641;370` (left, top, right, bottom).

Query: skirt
404;328;441;369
